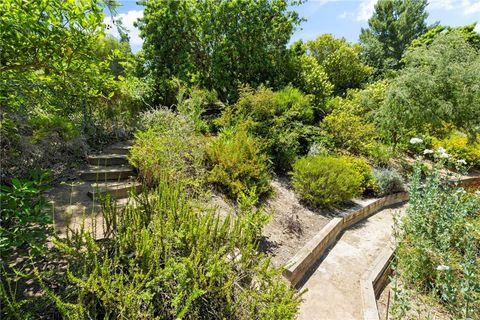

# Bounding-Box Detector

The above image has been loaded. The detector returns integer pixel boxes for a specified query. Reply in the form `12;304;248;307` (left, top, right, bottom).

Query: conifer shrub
8;178;300;319
206;128;271;200
129;108;205;188
291;156;363;206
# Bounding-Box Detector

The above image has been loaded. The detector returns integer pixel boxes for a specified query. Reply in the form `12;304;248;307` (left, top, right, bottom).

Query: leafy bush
3;178;300;318
342;156;378;195
291;156;363;206
0;170;52;257
291;54;333;111
432;132;480;168
373;168;404;196
365;142;394;165
395;162;480;317
320;110;377;154
129;109;205;188
218;86;317;171
206;128;271;200
176;87;222;133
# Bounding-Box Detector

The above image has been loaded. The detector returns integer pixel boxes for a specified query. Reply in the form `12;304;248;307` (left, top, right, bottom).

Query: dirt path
297;203;405;320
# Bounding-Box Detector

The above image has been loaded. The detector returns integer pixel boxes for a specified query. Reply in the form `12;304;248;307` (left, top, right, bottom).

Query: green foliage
138;0;302;102
379;32;480;145
410;23;480;50
290;54;333;112
0;0;115;116
218;86;317;171
307;34;373;94
129;109;205;188
206;128;271;201
360;0;428;74
291;156;363;207
343;156;378;195
373;168;404;197
177;86;222;133
0;170;52;257
9;178;300;318
320;110;377;155
396;162;480;317
432;132;480;168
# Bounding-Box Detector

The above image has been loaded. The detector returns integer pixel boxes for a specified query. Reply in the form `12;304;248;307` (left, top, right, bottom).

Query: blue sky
105;0;480;53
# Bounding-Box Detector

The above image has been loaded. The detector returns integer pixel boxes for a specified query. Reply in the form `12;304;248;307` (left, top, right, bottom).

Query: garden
1;0;479;319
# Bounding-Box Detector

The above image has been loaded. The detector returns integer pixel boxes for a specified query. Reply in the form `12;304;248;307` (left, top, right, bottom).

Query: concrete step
79;165;135;181
87;181;142;199
104;145;132;155
87;154;128;166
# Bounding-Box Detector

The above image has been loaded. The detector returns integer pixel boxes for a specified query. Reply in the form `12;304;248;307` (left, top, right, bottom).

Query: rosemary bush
8;178;299;319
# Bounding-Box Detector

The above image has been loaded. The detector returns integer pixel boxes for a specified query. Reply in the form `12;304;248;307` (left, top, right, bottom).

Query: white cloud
356;0;377;21
475;23;480;32
104;10;143;51
429;0;480;15
463;0;480;14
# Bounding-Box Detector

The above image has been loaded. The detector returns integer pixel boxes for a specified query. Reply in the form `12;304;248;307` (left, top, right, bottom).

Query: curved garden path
297;203;405;320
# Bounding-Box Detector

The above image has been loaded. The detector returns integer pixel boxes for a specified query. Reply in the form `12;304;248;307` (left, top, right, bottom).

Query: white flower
457;159;467;165
456;188;465;194
410;137;423;144
436;264;450;271
423;149;434;155
437;147;449;158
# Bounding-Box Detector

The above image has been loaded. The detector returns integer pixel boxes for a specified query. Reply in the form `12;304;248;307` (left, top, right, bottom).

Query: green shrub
176;87;222;133
432;132;480;168
206;128;271;200
320;110;377;154
6;178;300;318
129;109;205;188
365;142;394;165
395;162;480;317
342;156;378;195
373;168;404;196
218;86;317;171
0;170;52;257
291;156;363;206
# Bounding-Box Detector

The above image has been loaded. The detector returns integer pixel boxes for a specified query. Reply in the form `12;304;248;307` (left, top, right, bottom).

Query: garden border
283;175;480;318
283;192;409;286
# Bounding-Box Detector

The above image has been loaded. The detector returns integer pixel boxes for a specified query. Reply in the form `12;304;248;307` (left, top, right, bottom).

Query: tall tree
137;0;302;103
359;0;428;75
377;32;480;145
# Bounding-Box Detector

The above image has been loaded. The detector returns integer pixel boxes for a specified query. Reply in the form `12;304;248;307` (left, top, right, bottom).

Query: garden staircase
79;141;142;200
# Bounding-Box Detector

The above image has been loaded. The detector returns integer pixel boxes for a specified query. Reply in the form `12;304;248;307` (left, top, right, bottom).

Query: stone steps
87;181;142;199
79;165;135;181
87;154;128;166
80;141;141;200
105;145;132;155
